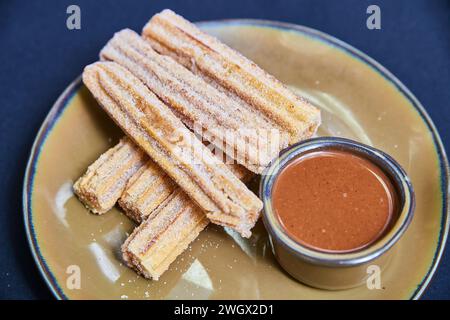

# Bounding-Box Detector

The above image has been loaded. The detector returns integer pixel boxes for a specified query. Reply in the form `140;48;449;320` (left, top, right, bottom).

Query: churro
118;159;177;223
142;9;320;145
100;29;287;173
73;137;147;214
82;61;262;237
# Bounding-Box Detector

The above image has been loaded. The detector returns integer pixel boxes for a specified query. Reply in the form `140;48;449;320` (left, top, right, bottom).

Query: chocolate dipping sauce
272;149;398;253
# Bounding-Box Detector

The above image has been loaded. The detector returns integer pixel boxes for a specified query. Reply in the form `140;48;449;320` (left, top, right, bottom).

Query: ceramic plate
23;20;449;299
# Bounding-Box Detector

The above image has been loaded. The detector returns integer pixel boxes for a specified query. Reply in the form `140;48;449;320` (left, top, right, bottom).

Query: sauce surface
272;149;397;252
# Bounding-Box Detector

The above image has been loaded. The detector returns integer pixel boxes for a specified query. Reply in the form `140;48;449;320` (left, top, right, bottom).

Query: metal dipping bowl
260;137;415;290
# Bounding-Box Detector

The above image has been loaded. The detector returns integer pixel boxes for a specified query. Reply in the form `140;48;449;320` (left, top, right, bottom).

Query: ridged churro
73;137;147;214
82;61;262;237
142;9;321;145
122;190;208;280
100;29;287;173
118;160;177;223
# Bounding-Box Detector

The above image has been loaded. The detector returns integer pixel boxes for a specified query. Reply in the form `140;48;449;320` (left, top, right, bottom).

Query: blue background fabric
0;0;448;299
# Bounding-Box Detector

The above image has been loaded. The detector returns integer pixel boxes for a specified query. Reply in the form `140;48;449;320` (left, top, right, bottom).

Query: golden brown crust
73;137;147;214
82;61;262;237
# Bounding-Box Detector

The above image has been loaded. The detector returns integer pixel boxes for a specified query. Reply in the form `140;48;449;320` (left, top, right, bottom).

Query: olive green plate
23;20;449;299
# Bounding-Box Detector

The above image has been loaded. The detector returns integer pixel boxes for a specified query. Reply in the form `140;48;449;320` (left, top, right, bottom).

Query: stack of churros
123;160;251;280
73;9;320;280
82;61;262;237
100;28;288;173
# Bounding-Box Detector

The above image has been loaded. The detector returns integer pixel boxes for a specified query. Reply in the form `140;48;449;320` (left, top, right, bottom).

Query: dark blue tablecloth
0;0;448;299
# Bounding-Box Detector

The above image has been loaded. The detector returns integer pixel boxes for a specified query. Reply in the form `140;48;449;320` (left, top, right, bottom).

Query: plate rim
22;19;449;300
